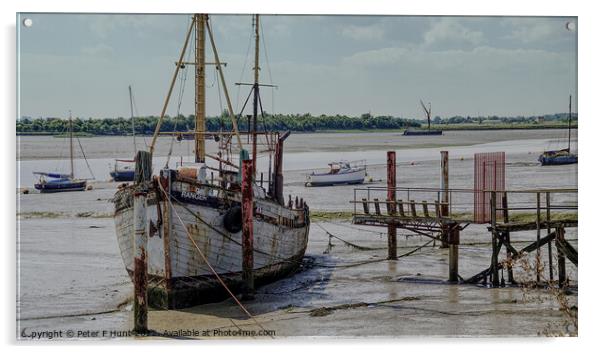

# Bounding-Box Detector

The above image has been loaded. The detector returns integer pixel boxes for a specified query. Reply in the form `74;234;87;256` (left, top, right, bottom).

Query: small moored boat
33;172;86;193
538;95;577;166
306;160;366;186
33;111;89;193
110;159;135;181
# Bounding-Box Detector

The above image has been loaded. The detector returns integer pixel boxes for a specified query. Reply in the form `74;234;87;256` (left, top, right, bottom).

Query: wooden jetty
351;151;578;287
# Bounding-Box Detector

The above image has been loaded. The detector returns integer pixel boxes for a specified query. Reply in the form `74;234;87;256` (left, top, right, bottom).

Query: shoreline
16;125;577;137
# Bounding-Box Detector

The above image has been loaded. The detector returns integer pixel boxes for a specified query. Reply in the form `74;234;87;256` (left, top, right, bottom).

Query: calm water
16;129;578;338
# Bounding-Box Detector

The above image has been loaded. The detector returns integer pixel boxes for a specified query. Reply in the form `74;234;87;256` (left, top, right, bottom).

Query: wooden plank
374;199;381;215
397;200;405;217
362;198;369;214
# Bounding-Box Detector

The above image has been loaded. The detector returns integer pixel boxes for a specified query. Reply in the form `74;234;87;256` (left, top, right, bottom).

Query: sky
17;14;577;120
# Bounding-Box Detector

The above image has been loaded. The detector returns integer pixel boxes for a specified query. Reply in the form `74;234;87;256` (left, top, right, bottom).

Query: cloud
340;23;385;41
502;18;571;43
423;18;485;48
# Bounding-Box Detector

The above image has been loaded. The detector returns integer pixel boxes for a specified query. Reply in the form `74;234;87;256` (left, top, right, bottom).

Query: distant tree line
16;112;576;135
432;113;577;125
16;113;421;135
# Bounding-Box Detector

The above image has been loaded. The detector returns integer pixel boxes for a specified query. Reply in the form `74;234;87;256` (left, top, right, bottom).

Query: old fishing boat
538;95;577;166
112;14;310;309
403;100;443;136
306;160;366;186
34;111;88;193
110;86;138;181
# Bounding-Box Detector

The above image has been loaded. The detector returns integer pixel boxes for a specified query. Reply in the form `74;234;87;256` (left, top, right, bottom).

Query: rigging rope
165;35;193;168
76;136;95;180
259;19;275;115
130;89;149;149
235;17;255;113
156;182;274;337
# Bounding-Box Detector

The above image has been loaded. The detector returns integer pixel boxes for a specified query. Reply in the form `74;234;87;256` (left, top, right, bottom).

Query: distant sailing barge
112;14;309;308
403;100;443;136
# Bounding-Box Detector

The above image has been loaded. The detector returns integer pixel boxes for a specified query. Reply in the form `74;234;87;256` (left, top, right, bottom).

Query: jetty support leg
556;227;567;287
447;223;460;282
502;193;514;283
133;150;152;334
241;159;255;295
387;151;397;260
490;192;499;286
440;151;449;248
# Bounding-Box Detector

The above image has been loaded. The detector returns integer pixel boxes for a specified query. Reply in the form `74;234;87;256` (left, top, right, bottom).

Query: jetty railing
351;186;577;225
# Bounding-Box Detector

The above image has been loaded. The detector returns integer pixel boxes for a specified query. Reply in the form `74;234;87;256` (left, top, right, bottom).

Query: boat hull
538;149;578;166
306;168;366;187
34;180;87;193
539;155;578;166
113;177;310;309
110;170;135;182
403;129;443;136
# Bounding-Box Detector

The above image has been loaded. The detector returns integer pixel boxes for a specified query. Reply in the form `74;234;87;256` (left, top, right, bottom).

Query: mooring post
546;192;554;281
241;159;255;296
440;151;449;248
502;192;514;284
490;191;499;286
447;223;460;282
556;227;567;287
387;151;397;260
133;150;152;334
536;192;541;284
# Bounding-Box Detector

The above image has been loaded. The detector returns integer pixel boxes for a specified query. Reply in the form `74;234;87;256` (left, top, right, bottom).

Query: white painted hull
113;178;309;308
307;168;365;186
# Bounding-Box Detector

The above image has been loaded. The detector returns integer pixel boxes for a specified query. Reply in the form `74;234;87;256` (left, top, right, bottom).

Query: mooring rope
315;223;378;251
168;191;436;269
156;182;273;338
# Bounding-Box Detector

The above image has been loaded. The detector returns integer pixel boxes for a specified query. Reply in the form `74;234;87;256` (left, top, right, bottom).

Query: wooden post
374;199;381;215
387;151;397;260
556;227;567;287
447;223;460;282
362;198;370;214
490;191;499;286
536;192;541;283
241;159;255;295
502;193;514;284
133;150;151;334
422;201;429;218
440;151;449;216
546;192;553;281
397;200;405;217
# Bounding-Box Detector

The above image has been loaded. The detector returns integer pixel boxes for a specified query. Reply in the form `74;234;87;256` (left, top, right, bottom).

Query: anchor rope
156;182;274;338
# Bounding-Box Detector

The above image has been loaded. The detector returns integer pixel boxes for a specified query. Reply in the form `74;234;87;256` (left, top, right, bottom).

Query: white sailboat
306;160;366;186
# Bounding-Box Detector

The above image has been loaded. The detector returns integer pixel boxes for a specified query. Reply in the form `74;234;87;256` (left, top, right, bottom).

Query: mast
129;85;136;151
568;95;572;153
195;14;206;163
69;110;74;178
252;14;260;177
